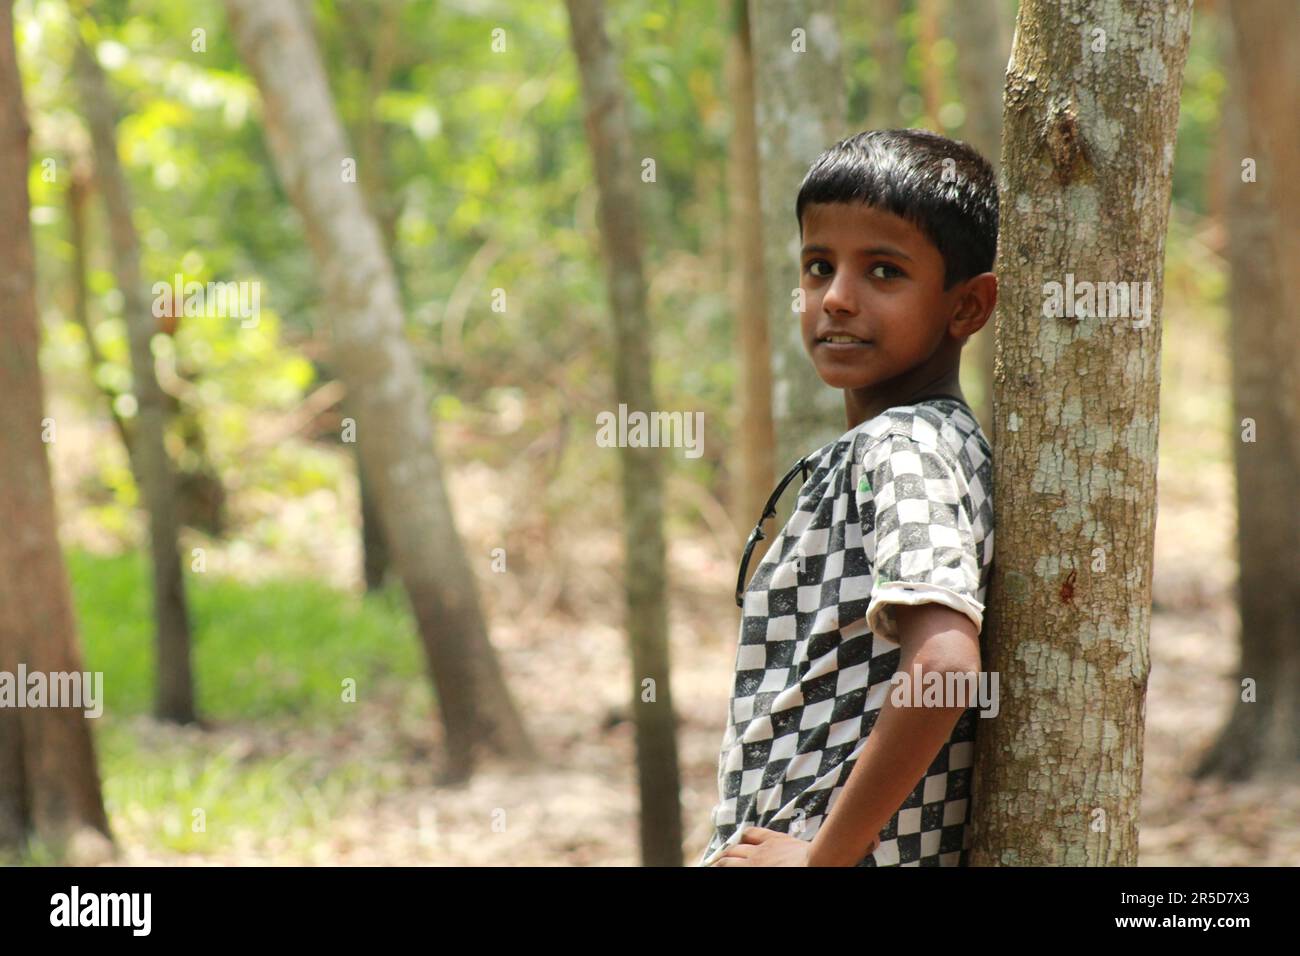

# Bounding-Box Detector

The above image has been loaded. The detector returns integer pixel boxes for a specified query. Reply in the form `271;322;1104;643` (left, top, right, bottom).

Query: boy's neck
843;367;966;430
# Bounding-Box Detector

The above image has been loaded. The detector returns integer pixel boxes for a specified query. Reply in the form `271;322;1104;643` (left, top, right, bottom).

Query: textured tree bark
748;0;847;466
725;0;776;563
0;0;112;856
970;0;1192;865
948;0;1012;439
563;0;682;867
73;33;196;725
1196;0;1300;780
223;0;535;781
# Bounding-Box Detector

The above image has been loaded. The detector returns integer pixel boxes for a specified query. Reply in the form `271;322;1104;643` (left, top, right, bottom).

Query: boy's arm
805;602;981;867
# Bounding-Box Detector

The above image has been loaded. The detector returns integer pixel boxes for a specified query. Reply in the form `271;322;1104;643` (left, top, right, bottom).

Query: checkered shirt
699;397;993;867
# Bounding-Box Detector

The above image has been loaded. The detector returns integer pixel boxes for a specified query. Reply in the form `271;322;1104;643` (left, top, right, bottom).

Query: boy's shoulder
850;398;990;470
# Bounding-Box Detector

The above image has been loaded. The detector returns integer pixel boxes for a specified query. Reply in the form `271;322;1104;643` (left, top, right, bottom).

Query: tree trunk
349;1;400;595
970;0;1192;865
749;0;847;467
0;0;112;857
867;0;904;130
916;0;945;127
73;33;196;725
1196;0;1300;780
357;444;391;592
948;0;1011;439
67;165;133;454
563;0;682;868
222;0;535;781
725;0;776;561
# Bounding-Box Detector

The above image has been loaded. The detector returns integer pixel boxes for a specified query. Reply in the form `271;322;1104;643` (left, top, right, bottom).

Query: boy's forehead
799;202;937;261
801;201;922;245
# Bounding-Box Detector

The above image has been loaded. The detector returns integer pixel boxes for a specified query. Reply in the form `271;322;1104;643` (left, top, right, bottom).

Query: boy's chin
811;365;874;390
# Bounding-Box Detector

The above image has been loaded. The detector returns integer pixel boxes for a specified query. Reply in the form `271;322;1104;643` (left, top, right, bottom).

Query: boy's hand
711;826;881;866
711;827;810;866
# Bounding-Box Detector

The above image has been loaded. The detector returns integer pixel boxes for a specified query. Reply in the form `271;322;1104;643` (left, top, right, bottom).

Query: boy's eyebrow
800;243;913;262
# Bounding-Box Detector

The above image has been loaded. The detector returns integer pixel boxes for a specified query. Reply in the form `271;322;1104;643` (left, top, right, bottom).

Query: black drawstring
734;395;967;607
735;455;811;606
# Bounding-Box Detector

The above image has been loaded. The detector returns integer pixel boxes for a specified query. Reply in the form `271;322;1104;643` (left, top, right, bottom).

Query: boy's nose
822;274;858;315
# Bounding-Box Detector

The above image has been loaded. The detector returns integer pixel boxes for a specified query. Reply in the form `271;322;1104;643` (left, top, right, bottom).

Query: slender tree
866;0;904;130
916;0;945;127
0;0;112;859
334;0;402;592
73;27;196;724
563;0;682;867
725;0;775;559
748;0;846;466
1196;0;1300;780
222;0;534;781
949;0;1010;170
357;451;391;592
67;161;131;453
971;0;1193;865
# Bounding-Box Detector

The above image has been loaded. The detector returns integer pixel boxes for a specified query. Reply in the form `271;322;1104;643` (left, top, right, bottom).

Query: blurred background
4;0;1296;865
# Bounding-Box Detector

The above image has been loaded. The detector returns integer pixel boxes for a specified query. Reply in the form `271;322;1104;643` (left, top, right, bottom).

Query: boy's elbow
893;603;982;673
911;644;981;677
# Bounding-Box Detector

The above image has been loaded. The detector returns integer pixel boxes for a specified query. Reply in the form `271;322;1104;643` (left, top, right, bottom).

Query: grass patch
94;720;383;855
5;551;437;863
67;549;425;723
9;717;405;862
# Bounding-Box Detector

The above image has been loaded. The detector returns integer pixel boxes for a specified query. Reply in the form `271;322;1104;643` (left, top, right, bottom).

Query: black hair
795;128;998;288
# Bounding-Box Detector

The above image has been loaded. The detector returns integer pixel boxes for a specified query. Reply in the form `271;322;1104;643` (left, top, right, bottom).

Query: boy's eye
870;263;904;279
806;260;832;278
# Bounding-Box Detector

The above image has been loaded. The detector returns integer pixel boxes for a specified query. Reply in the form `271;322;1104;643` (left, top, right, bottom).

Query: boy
700;129;997;867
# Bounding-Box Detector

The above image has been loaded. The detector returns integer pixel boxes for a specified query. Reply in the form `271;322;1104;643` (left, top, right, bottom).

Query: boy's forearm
805;656;969;867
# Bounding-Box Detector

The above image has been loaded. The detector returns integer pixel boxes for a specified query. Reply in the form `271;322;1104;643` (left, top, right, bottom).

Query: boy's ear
952;272;997;336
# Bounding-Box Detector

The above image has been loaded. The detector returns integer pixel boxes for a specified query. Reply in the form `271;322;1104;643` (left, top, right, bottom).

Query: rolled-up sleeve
857;432;984;643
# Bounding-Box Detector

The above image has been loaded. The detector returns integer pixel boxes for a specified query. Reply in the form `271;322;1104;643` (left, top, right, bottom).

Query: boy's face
798;201;974;393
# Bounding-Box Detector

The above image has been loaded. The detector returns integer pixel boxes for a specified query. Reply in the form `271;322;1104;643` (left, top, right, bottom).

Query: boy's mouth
817;333;872;348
